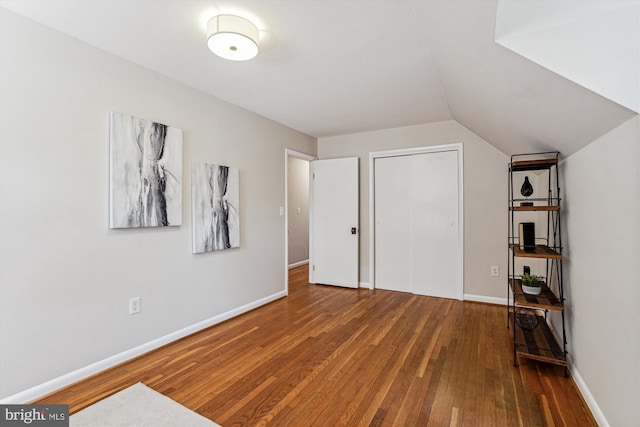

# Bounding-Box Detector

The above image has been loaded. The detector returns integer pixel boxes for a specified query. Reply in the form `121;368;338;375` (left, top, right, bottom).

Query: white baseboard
288;259;309;270
0;290;287;404
461;299;608;425
567;355;609;427
546;319;609;427
463;294;508;305
359;282;371;289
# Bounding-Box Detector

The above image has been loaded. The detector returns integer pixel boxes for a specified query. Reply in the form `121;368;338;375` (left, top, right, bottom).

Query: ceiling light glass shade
207;15;259;61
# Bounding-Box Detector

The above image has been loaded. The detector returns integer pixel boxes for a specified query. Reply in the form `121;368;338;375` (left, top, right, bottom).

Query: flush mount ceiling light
207;14;259;61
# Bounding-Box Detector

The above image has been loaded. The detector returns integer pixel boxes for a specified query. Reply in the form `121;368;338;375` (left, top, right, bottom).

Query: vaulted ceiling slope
0;0;636;156
495;0;639;113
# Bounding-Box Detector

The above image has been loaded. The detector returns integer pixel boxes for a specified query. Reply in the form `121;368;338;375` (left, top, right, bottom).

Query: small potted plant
521;273;542;295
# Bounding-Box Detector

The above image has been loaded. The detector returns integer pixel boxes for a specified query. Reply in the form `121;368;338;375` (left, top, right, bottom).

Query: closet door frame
368;143;464;299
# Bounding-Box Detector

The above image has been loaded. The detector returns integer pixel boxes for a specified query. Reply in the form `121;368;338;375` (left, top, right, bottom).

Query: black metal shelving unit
507;152;568;375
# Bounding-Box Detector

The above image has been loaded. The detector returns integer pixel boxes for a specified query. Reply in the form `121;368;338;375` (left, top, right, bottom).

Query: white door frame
285;149;316;294
369;143;464;300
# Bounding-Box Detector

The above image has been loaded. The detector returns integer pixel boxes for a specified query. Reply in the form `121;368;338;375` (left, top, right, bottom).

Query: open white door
310;157;359;288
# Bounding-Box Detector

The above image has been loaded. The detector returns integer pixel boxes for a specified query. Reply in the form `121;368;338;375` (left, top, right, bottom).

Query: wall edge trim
288;259;309;270
0;290;287;404
567;355;610;427
463;294;507;305
547;320;609;426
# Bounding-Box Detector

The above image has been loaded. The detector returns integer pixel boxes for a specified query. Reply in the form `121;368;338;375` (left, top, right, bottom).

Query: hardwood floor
35;265;596;426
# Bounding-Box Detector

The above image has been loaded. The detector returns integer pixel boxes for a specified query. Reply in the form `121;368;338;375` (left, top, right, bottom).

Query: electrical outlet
491;266;499;277
129;297;141;315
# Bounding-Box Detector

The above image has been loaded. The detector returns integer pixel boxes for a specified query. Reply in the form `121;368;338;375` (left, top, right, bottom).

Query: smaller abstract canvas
192;162;240;254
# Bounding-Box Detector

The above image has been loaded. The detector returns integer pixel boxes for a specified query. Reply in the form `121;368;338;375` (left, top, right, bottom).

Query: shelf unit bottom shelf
509;312;567;366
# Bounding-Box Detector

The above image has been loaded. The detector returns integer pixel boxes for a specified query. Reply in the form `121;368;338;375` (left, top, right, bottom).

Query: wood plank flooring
35;265;596;426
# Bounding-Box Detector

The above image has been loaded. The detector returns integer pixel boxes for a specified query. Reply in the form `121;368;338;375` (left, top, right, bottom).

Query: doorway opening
285;149;315;293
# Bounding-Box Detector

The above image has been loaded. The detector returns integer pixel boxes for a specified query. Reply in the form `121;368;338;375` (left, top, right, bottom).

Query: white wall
287;157;310;266
560;116;639;427
495;1;639;113
318;121;509;299
0;10;316;400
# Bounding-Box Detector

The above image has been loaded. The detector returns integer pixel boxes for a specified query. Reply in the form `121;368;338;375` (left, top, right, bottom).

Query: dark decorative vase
520;176;534;206
520;176;533;197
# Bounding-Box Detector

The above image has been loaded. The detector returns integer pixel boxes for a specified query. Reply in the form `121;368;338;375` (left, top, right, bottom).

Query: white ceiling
1;0;637;156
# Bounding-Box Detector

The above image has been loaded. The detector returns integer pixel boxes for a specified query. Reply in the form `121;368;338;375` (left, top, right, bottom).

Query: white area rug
70;383;221;427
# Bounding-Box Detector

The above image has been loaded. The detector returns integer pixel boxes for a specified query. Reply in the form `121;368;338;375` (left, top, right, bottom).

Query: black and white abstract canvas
109;112;182;228
192;163;240;253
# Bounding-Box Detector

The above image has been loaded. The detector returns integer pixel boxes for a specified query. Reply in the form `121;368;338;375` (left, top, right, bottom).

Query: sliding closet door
410;150;459;298
374;148;460;299
374;155;412;293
